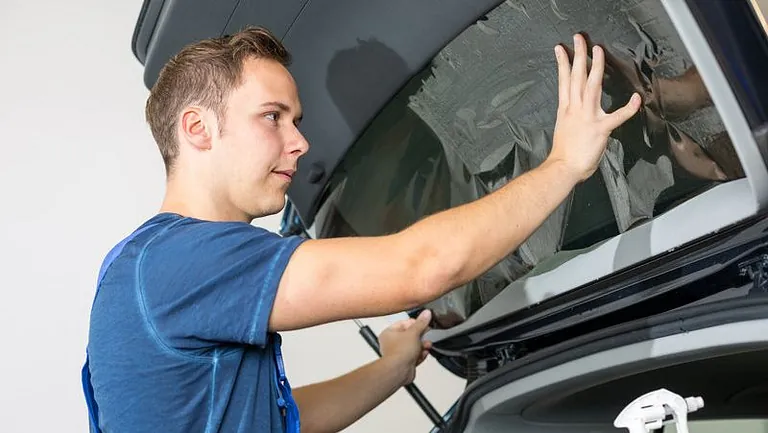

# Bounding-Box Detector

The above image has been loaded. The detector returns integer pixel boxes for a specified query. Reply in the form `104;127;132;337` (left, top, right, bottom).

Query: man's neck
160;178;252;224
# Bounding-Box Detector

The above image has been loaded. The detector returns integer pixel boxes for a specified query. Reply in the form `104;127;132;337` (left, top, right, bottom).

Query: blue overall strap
81;223;159;433
272;333;300;433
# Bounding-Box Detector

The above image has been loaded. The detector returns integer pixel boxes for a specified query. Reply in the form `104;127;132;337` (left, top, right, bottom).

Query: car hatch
132;0;768;395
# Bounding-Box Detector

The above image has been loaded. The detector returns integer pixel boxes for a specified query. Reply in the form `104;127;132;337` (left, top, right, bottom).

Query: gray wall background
1;0;766;432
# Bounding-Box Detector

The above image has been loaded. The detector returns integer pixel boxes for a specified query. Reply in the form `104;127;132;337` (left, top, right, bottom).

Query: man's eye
265;112;279;122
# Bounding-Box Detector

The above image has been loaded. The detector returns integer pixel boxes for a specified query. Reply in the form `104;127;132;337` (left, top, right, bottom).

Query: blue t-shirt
86;212;305;433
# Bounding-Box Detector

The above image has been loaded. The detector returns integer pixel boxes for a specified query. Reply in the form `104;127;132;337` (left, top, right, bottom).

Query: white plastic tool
614;388;704;433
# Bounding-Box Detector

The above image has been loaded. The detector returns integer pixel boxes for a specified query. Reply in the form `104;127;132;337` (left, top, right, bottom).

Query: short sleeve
139;219;305;350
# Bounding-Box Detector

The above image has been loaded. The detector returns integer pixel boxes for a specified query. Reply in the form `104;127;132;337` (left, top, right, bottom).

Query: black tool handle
355;321;447;430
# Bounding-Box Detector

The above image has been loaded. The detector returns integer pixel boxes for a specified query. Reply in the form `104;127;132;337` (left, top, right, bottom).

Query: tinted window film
313;0;745;328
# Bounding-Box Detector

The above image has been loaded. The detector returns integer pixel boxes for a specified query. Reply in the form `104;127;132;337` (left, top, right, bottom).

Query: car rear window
312;0;746;328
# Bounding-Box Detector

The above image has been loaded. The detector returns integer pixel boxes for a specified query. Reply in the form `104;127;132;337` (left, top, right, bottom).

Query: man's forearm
271;154;584;329
293;356;408;433
403;157;579;300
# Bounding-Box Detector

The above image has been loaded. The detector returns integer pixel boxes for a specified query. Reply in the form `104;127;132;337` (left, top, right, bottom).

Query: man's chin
250;196;287;220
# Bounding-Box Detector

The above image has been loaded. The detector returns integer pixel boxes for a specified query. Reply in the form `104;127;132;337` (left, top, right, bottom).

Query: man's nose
288;127;310;156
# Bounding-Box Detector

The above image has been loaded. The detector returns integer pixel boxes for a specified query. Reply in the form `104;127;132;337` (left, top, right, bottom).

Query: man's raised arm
269;34;641;332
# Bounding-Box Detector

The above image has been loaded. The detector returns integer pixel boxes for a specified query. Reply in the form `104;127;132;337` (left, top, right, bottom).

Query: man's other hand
379;309;433;386
548;33;642;183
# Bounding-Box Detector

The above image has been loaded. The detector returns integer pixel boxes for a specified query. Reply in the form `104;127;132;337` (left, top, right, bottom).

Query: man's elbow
402;238;462;307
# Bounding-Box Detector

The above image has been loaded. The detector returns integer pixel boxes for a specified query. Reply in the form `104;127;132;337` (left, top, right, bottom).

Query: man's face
212;57;309;219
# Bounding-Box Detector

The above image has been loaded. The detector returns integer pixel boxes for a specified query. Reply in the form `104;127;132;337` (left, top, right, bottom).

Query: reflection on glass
313;0;745;328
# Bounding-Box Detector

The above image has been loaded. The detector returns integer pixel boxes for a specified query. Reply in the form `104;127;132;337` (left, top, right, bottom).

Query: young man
84;26;640;433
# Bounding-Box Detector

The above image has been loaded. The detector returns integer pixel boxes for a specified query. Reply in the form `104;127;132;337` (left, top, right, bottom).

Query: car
132;0;768;432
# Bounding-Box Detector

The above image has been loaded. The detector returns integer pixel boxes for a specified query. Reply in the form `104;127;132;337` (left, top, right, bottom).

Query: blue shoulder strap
81;223;159;433
272;333;300;433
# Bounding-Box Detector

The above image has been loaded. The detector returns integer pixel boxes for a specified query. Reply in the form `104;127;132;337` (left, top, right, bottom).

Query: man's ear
179;107;214;151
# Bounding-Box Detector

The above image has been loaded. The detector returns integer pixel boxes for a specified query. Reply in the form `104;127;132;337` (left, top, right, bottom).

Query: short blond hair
144;26;291;172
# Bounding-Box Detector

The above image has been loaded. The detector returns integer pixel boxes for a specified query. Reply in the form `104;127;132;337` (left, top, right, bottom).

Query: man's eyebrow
260;101;303;122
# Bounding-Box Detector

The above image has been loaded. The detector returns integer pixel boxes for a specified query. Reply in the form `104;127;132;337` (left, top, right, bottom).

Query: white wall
0;1;463;431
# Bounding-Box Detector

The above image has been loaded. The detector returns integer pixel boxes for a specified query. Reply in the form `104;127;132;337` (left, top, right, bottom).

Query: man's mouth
273;170;295;181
